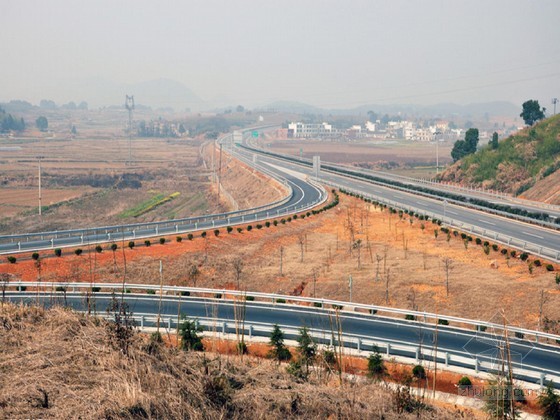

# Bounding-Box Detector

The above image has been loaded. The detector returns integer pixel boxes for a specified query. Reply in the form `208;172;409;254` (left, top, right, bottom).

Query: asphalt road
234;142;560;260
0;166;324;254
7;292;560;387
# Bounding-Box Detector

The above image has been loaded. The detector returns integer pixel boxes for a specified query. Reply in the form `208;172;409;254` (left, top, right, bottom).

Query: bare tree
279;246;284;275
385;268;391;305
188;264;200;287
232;257;244;289
443;257;453;297
312;268;318;298
1;273;10;307
375;254;382;282
538;289;549;332
298;234;305;263
353;239;362;269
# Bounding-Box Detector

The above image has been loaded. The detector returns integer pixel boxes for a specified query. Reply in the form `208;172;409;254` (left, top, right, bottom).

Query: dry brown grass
0;303;467;419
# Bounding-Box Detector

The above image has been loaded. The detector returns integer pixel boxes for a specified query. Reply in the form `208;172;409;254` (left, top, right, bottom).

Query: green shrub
515;331;524;339
176;236;183;242
55;286;67;292
520;252;529;261
214;229;220;237
475;238;482;245
187;233;194;240
405;314;416;321
412;364;426;379
17;286;27;291
534;259;541;267
180;291;190;296
457;376;472;388
128;241;135;249
501;249;508;255
370;309;378;315
91;287;101;293
546;264;555;272
146;289;156;295
438;319;449;325
144;240;151;247
7;256;16;264
256;224;263;229
265;221;270;228
237;227;243;233
54;248;62;257
245;295;255;301
492;244;499;251
201;231;207;238
313;302;323;308
280;219;286;224
477;325;488;332
275;298;286;304
159;237;166;245
273;220;278;226
510;250;517;258
74;248;83;256
110;243;118;251
227;226;233;233
32;252;40;260
95;245;103;253
247;225;252;231
214;293;222;299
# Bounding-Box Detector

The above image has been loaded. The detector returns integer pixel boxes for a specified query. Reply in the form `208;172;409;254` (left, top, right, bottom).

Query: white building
287;122;333;138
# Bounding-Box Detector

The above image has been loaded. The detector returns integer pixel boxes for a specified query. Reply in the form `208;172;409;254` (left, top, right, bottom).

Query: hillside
0;304;466;419
439;114;560;203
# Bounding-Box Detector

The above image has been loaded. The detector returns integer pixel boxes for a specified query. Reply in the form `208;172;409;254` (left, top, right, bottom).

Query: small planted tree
54;248;62;257
179;318;204;351
412;364;426;380
214;229;220;237
159;237;166;245
538;381;560;419
227;226;233;234
144;240;151;247
187;233;194;241
268;324;292;363
32;252;40;260
297;326;317;376
128;241;135;249
176;236;182;243
74;248;83;256
7;256;16;264
95;245;103;253
367;345;386;381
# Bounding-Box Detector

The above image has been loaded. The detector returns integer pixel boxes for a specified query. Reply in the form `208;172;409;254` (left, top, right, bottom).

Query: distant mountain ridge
256;100;518;118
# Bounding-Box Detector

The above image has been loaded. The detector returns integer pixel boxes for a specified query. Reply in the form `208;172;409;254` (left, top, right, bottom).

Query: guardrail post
51;238;54;248
212;220;215;227
540;373;546;387
80;235;84;244
445;352;449;367
140;316;144;329
329;335;333;346
222;322;227;334
167;318;171;331
535;333;539;343
415;348;420;362
475;357;479;373
175;225;178;233
107;233;111;241
249;325;253;338
357;338;361;351
18;241;21;251
386;343;391;356
195;222;198;229
155;226;159;235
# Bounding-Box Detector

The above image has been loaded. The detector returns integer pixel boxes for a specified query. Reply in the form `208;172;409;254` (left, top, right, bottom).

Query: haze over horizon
1;0;559;111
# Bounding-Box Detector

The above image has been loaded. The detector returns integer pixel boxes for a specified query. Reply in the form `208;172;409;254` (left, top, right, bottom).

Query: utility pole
37;156;43;217
217;143;223;200
125;95;134;165
157;260;163;334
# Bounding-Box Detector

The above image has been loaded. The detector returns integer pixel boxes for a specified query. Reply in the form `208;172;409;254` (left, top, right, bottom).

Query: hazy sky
1;0;559;109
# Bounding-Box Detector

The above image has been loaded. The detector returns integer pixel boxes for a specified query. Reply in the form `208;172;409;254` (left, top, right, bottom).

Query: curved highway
231;137;560;261
0;156;325;254
6;291;560;388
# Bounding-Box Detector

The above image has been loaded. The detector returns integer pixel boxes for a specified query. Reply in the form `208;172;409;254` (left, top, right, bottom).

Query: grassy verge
119;192;180;218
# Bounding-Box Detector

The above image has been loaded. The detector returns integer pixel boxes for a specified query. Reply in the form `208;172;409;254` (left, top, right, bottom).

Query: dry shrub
0;303;465;419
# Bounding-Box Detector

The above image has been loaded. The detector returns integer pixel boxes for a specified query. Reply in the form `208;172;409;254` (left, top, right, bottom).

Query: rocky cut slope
439;114;560;203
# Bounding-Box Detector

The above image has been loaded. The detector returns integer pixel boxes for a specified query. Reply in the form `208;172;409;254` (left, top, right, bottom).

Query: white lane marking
265;162;307;180
446;210;458;215
478;219;496;226
522;231;544;240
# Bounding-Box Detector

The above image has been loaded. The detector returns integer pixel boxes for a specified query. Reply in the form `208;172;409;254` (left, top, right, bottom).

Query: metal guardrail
0;136;329;254
7;284;560;388
7;281;560;345
241;142;560;229
325;180;560;263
